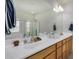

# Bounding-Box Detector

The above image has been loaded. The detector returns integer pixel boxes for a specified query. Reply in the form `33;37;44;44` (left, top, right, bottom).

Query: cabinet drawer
45;52;56;59
57;41;62;48
27;44;56;59
67;37;72;42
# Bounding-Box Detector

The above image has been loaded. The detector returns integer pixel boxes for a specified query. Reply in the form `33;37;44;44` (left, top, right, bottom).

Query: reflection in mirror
26;21;31;36
10;21;20;33
25;20;40;36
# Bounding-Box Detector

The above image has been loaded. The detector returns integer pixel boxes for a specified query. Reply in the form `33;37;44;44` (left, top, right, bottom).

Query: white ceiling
13;0;73;19
13;0;52;14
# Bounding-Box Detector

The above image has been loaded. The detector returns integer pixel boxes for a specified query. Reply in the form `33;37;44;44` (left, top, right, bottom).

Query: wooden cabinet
66;37;72;57
44;52;56;59
27;44;56;59
57;41;62;48
26;36;72;59
62;40;67;59
57;41;62;59
58;57;62;59
57;47;62;59
62;36;73;59
63;52;67;59
63;39;67;44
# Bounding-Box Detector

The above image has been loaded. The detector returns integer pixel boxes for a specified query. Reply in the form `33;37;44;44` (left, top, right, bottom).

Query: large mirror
6;0;73;39
25;20;40;36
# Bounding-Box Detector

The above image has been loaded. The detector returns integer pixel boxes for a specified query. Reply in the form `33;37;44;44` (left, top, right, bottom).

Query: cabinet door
66;40;69;57
63;52;67;59
27;45;56;59
58;57;62;59
63;36;73;59
44;52;56;59
68;39;72;54
57;47;62;59
62;42;67;59
63;43;67;53
57;41;62;48
66;37;73;57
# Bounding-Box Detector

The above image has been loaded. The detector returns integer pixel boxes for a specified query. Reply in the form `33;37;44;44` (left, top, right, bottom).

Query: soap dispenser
53;24;56;31
53;24;56;34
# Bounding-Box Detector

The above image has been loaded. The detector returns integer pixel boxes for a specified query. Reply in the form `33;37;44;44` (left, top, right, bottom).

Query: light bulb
53;5;64;13
53;8;60;13
59;5;64;12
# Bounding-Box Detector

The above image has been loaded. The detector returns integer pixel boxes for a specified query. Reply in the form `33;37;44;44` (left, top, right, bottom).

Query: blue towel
69;24;73;31
5;0;16;34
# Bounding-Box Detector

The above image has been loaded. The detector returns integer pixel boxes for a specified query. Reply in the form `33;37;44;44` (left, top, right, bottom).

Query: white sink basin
23;40;43;49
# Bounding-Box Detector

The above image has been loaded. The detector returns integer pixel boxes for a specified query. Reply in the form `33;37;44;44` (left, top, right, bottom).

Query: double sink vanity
5;32;72;59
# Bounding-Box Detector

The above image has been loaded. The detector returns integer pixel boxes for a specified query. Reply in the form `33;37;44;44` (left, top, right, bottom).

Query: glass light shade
53;5;64;13
59;5;64;12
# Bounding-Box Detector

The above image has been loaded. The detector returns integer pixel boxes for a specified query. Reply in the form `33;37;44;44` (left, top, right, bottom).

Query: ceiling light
53;5;64;13
59;5;64;12
53;7;60;13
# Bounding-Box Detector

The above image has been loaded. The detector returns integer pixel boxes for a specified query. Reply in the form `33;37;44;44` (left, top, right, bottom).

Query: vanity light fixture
58;5;64;12
53;5;60;13
53;0;64;13
53;5;64;13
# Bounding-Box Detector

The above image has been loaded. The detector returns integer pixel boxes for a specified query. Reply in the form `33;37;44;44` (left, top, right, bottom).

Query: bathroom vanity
26;35;72;59
5;32;72;59
5;0;73;59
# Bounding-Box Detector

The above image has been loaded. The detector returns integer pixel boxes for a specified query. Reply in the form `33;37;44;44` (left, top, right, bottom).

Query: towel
69;23;73;31
5;0;16;34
